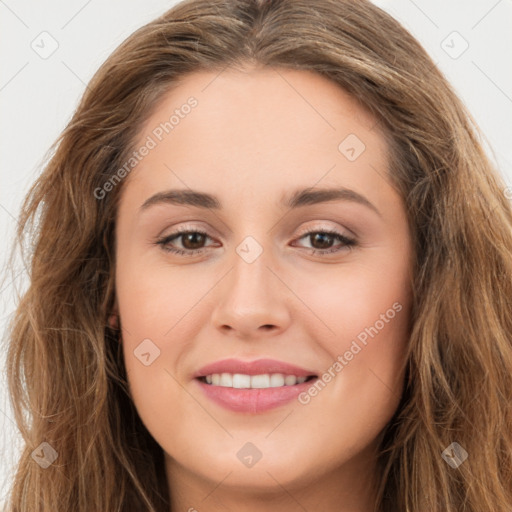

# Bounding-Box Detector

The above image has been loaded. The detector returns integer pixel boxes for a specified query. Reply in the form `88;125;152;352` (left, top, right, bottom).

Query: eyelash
154;226;356;257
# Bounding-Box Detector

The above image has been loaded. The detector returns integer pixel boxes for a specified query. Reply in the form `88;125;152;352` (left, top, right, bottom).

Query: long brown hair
5;0;512;510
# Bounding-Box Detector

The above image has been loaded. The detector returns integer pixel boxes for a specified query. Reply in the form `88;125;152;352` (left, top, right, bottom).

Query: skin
113;65;413;512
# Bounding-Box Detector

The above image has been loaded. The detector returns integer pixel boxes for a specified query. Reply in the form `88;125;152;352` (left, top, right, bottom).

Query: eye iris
182;232;206;249
311;232;334;249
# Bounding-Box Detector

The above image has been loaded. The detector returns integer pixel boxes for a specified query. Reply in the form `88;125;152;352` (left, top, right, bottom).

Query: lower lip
195;378;317;413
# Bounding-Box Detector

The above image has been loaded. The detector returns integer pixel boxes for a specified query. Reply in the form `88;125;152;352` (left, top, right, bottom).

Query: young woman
5;0;512;511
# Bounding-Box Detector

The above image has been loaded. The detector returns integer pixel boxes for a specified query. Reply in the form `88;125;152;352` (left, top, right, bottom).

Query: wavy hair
4;0;512;510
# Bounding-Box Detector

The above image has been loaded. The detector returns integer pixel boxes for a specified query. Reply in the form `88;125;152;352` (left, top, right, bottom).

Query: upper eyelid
161;227;353;242
161;220;355;237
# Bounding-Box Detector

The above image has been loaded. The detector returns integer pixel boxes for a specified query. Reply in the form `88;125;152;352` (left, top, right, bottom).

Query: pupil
183;232;205;249
312;233;333;249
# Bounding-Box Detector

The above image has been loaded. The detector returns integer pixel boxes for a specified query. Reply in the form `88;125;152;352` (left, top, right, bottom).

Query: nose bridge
229;234;275;302
210;233;290;334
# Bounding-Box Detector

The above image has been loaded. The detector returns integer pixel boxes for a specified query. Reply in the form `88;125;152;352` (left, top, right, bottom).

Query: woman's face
114;67;413;506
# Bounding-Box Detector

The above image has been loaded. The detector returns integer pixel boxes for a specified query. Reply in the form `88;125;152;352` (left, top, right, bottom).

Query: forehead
141;66;381;144
122;67;392;212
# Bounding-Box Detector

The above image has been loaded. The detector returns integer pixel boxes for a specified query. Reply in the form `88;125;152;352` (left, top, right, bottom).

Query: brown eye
156;229;214;256
179;232;208;250
308;232;336;250
294;229;356;255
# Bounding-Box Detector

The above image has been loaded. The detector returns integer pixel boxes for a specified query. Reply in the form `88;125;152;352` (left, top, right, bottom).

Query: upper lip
193;358;318;378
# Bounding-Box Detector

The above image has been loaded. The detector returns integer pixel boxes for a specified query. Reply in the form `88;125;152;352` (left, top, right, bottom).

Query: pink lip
193;358;317;378
193;358;318;413
195;378;317;413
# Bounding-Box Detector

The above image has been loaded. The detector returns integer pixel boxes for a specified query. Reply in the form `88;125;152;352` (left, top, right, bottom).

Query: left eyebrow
139;189;221;212
282;186;381;217
139;186;381;217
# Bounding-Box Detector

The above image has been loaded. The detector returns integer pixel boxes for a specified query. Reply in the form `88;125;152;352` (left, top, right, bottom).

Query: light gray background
1;0;511;505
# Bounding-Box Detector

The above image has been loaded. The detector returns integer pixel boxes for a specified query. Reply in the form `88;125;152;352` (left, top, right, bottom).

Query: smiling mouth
197;373;317;389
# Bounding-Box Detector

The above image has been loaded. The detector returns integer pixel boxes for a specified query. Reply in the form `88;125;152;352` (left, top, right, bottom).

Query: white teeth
232;373;251;389
202;373;310;388
284;375;297;386
251;374;270;388
269;374;285;387
220;373;232;387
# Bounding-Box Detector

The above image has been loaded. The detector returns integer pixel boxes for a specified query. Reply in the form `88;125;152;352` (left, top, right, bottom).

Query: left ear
108;300;119;329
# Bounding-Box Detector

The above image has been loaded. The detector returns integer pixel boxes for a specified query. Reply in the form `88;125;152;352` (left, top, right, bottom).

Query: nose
210;245;292;339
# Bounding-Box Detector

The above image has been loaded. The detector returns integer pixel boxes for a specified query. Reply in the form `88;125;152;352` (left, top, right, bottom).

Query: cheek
288;267;410;472
288;252;411;416
288;254;411;356
115;262;217;411
116;258;209;336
